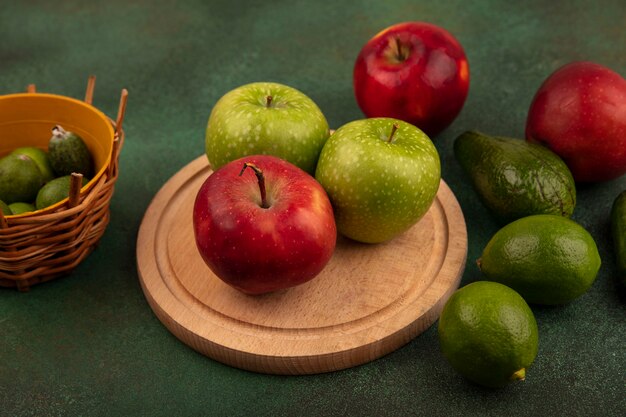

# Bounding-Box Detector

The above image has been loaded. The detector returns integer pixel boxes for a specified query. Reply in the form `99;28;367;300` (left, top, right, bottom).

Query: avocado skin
611;191;626;286
454;131;576;223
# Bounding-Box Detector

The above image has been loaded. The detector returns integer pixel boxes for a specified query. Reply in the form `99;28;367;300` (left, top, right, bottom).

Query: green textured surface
1;1;625;416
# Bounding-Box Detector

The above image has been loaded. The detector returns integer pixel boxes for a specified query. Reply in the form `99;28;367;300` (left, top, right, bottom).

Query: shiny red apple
353;21;469;137
526;61;626;183
193;155;336;295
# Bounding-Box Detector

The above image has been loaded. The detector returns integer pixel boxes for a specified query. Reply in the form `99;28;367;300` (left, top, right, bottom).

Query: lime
0;199;12;216
0;154;44;204
479;214;601;304
35;175;88;210
11;146;55;183
8;202;35;215
438;281;539;388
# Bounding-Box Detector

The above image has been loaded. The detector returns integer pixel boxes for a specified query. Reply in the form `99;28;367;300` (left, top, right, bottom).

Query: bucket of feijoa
0;83;127;291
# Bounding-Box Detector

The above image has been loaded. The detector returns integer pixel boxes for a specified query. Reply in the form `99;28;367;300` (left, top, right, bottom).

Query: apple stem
239;162;269;208
266;95;273;108
387;123;399;143
393;38;407;61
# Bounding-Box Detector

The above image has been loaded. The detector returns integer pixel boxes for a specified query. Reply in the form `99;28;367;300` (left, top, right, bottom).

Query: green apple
205;82;330;175
315;118;440;243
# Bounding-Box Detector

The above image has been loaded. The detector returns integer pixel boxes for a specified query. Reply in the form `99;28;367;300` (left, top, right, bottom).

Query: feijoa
48;125;93;177
11;146;55;183
8;202;35;215
35;175;88;210
0;154;45;204
0;199;12;216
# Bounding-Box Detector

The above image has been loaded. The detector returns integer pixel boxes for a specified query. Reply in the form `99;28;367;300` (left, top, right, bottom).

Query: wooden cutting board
136;156;467;375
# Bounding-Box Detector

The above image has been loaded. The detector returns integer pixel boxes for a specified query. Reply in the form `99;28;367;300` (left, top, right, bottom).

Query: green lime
48;125;93;177
438;281;539;388
10;146;55;183
0;154;44;204
479;214;601;305
8;202;35;215
35;175;88;210
0;199;12;216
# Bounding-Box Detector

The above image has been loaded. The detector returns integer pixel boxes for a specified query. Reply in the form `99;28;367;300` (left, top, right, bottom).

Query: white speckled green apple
315;118;440;243
205;82;330;175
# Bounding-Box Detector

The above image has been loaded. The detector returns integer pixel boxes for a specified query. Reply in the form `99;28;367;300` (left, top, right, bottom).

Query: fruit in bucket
0;200;11;215
0;154;45;204
36;175;89;210
353;21;469;137
193;155;337;295
0;125;95;213
49;125;94;178
11;146;55;183
8;202;35;215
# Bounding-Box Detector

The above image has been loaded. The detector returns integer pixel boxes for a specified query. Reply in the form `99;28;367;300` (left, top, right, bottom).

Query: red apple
526;61;626;183
193;155;336;295
353;21;469;137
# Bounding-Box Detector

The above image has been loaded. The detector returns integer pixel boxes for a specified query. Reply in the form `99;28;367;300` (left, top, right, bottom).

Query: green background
1;1;625;416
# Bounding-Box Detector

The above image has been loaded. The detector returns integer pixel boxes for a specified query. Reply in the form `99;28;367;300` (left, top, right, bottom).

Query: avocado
454;131;576;223
611;191;626;286
48;125;94;178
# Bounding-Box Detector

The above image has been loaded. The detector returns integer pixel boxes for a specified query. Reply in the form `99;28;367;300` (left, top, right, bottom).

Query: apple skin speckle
315;118;440;243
